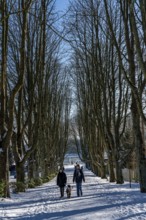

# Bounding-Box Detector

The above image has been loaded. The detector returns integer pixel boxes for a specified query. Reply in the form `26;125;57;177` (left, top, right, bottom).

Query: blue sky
55;0;69;12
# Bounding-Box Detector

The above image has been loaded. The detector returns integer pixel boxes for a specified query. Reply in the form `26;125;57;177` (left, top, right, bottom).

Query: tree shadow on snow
4;201;146;220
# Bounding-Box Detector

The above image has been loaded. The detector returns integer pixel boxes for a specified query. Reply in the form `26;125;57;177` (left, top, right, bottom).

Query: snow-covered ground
0;164;146;220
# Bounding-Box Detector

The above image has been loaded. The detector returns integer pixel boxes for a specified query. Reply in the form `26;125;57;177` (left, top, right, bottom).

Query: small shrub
16;182;26;192
0;181;5;197
9;182;17;193
48;173;56;181
42;173;56;183
34;178;42;186
10;182;26;193
28;179;35;188
42;177;49;183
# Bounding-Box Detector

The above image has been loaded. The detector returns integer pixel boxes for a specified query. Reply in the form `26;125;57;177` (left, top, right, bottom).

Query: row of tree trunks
0;0;71;197
67;0;146;191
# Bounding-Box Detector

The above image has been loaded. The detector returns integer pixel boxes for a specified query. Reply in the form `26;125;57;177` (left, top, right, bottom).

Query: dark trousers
76;182;82;196
60;187;64;197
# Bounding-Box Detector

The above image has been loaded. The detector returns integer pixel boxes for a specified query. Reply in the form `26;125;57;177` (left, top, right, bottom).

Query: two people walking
57;163;85;198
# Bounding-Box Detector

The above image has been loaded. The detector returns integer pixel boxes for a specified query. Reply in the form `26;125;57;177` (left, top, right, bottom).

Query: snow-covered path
1;165;146;220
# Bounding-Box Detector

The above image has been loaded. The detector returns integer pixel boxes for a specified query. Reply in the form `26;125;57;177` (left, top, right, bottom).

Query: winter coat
57;171;67;187
73;168;85;183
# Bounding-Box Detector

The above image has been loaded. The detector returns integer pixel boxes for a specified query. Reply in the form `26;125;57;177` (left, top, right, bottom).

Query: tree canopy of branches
0;0;71;197
66;0;146;192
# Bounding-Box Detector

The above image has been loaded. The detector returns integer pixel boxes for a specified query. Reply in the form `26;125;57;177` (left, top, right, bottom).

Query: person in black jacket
73;164;85;197
57;167;67;198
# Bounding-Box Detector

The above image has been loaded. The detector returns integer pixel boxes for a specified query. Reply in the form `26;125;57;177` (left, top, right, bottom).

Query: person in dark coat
57;167;67;198
73;164;85;197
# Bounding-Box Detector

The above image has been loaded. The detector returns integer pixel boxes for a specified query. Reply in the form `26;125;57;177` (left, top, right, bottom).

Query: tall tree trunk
107;150;115;182
115;137;124;184
115;158;124;184
100;163;106;179
0;0;10;198
16;162;25;184
131;99;146;192
14;0;30;187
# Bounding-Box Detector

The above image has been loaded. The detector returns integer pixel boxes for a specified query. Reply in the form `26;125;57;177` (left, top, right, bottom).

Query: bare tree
104;0;146;192
66;0;131;184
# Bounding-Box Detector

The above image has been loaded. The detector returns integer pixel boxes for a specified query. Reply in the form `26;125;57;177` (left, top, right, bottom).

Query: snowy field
0;164;146;220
